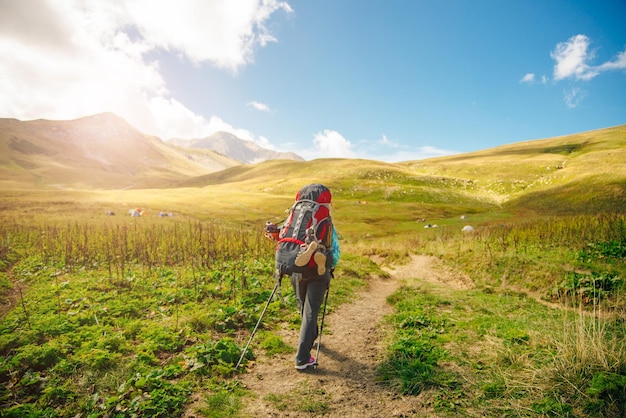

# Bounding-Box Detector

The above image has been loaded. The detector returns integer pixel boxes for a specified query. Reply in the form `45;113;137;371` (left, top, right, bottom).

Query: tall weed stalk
546;302;626;416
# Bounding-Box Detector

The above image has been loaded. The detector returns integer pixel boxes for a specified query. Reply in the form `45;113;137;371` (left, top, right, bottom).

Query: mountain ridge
0;112;624;216
174;124;626;216
169;131;304;164
0;113;239;190
0;113;304;190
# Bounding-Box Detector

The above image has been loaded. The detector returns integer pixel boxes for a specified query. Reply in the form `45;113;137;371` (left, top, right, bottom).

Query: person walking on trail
291;218;339;370
267;184;340;370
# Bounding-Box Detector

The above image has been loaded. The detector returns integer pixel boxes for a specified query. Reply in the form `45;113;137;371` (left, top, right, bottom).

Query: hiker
290;218;339;370
269;184;340;370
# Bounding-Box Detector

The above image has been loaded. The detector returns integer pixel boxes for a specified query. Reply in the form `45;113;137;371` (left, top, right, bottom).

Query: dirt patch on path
233;255;472;417
384;255;474;290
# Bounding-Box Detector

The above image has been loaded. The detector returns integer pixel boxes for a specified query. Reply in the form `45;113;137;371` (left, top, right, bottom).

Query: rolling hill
400;124;626;215
0;114;624;219
177;124;626;218
0;113;240;190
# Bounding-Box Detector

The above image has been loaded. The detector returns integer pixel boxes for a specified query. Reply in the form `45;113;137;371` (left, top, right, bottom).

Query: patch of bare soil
0;290;18;320
232;255;472;418
0;270;23;321
383;255;474;290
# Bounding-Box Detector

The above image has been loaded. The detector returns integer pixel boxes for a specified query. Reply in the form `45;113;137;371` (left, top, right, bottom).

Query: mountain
178;124;626;217
2;112;624;218
169;131;304;164
0;113;240;190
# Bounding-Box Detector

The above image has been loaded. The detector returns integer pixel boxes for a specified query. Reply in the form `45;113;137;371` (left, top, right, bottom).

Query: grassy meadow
1;125;625;417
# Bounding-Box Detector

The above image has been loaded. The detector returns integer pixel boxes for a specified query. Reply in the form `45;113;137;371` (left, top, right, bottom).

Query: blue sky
1;1;625;162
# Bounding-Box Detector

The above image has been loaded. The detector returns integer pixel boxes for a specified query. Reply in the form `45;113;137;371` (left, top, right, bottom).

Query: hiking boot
295;356;316;370
313;251;327;275
295;241;318;267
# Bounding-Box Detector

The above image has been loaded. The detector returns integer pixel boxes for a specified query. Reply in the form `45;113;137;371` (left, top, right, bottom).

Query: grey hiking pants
290;273;330;365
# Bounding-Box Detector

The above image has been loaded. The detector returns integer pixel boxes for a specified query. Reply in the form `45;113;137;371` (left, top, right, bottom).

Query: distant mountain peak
0;114;240;189
169;131;304;164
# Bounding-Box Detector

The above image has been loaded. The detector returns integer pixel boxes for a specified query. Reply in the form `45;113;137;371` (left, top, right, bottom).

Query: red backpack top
280;184;332;245
274;184;333;277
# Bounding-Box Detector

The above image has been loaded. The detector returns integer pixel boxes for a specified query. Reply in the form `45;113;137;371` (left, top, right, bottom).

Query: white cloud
0;2;163;120
364;136;455;163
520;73;535;83
306;130;355;159
247;101;271;112
256;135;276;150
149;96;215;139
124;0;293;70
545;34;626;108
551;34;598;81
563;87;587;109
550;34;626;81
597;49;626;72
0;0;291;143
379;134;391;145
300;131;455;162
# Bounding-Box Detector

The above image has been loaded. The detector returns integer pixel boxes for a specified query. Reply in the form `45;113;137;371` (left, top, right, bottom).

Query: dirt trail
236;255;472;417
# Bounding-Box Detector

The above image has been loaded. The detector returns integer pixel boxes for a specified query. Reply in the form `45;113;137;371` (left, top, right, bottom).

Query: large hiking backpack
275;184;334;278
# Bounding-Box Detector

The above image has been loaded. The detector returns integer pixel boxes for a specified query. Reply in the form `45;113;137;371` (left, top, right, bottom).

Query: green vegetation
0;219;374;417
378;281;625;416
264;380;330;414
376;213;625;417
1;125;625;416
410;213;626;309
3;211;623;417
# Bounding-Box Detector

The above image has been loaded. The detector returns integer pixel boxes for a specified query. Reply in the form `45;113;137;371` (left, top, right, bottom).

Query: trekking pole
275;268;286;304
235;281;280;370
313;283;330;369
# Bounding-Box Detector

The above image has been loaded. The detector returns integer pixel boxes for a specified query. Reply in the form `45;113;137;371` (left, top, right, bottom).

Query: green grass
1;198;624;417
369;210;625;417
1;123;625;416
198;380;248;418
263;380;330;414
378;282;626;417
0;216;378;417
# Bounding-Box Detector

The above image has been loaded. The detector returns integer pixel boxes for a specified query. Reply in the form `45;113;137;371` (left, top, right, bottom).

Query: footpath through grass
0;219;376;417
374;213;626;418
379;281;625;417
0;198;624;417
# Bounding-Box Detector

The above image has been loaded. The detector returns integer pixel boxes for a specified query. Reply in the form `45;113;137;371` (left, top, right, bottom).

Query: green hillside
1;124;623;243
400;124;626;215
151;124;625;239
0;124;625;417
